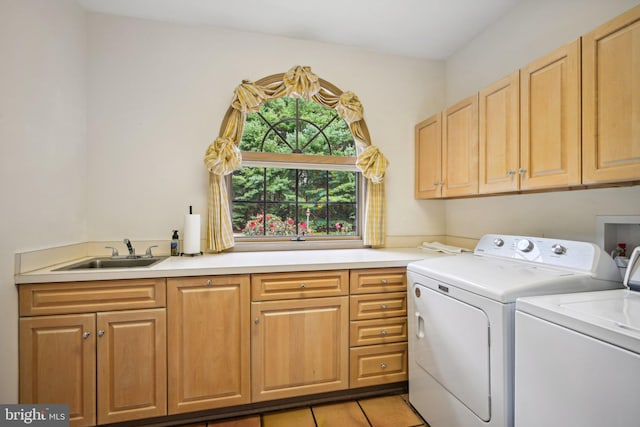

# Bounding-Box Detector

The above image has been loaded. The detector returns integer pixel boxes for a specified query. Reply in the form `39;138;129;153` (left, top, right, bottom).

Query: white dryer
407;234;623;427
514;246;640;427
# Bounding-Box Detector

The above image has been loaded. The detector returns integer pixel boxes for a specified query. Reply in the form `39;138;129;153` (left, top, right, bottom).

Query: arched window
204;66;388;252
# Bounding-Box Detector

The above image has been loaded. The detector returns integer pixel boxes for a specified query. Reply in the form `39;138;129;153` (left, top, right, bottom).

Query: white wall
444;0;640;243
0;0;87;402
86;14;447;243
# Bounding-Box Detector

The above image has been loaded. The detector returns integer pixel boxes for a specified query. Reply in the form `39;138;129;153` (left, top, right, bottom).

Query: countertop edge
15;248;439;284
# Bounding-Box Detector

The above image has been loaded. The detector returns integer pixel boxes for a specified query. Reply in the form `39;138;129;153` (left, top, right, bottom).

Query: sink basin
55;257;167;271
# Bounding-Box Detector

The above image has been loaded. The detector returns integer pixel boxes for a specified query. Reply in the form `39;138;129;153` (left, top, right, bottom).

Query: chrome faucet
123;238;135;257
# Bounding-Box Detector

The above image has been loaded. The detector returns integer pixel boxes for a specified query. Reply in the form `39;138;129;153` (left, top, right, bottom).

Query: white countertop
15;247;437;284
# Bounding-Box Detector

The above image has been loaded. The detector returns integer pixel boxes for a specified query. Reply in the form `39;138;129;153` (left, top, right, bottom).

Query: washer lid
407;254;620;303
517;290;640;354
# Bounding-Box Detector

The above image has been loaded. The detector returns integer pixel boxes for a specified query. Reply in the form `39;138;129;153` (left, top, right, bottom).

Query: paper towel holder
181;205;203;256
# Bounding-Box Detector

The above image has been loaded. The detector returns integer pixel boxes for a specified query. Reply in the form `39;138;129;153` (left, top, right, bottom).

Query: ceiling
76;0;522;59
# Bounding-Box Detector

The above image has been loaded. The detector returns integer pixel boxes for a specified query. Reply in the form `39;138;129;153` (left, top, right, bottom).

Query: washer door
413;284;491;421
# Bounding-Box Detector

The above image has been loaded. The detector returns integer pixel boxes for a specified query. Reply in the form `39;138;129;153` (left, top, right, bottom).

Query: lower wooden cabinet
19;308;167;427
349;268;408;388
251;296;349;402
97;309;166;424
18;268;407;425
19;279;167;427
167;275;250;413
19;314;96;427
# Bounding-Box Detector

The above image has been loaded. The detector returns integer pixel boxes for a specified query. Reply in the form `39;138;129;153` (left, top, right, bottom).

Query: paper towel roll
183;214;201;254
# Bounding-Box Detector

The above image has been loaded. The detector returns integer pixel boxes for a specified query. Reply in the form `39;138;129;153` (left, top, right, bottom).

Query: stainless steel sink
55;256;167;271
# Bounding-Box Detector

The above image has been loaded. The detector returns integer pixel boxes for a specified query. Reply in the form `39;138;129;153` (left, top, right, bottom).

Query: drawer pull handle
381;304;388;310
82;332;90;339
206;279;213;287
380;363;387;369
381;279;388;284
380;330;388;336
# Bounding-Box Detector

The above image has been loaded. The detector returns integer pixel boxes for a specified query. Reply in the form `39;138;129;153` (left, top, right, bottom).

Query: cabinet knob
381;279;388;284
82;332;90;339
381;304;388;310
518;168;527;175
206;279;213;287
300;283;306;289
254;318;260;324
507;170;516;176
380;363;388;370
380;330;388;337
97;330;105;337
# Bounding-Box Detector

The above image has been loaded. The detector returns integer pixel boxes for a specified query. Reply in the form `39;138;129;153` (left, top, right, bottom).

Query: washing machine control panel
475;234;599;272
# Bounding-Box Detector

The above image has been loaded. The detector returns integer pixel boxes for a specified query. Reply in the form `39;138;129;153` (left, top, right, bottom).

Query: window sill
228;239;367;252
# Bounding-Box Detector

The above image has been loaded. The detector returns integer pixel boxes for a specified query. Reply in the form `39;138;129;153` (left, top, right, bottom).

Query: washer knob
551;244;566;255
493;238;505;247
517;239;534;252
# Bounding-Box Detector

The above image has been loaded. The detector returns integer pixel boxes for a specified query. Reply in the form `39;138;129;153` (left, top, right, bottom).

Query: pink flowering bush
242;213;299;236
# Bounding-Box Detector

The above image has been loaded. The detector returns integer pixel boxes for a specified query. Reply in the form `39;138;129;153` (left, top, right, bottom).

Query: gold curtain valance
204;65;388;252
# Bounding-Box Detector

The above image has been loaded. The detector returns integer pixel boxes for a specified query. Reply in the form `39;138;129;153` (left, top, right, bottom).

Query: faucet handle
105;246;119;257
145;245;159;258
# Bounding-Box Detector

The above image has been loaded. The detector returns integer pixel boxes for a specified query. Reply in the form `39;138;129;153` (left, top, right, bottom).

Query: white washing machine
514;246;640;427
407;234;624;427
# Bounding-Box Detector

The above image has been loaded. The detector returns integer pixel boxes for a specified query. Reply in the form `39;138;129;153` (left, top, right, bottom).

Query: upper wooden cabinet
415;113;443;198
520;38;581;190
479;71;520;194
167;275;250;414
414;95;479;199
442;94;479;197
582;5;640;184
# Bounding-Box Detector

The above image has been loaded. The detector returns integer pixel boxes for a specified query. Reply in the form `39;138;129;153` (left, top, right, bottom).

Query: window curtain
204;65;389;252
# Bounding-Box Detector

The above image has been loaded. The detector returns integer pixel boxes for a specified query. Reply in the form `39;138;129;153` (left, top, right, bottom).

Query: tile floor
200;395;427;427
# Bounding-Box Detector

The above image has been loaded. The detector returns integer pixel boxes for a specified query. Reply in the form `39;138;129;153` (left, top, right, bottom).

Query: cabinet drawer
350;268;406;294
349;343;408;388
350;292;407;320
350;317;408;347
251;270;348;301
19;278;166;316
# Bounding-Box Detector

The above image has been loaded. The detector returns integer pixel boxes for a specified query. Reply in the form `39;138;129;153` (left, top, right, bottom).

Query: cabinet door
167;275;250;414
251;296;349;402
19;314;96;427
442;94;479;197
583;5;640;184
96;309;166;424
520;39;581;190
479;71;520;194
415;113;443;198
